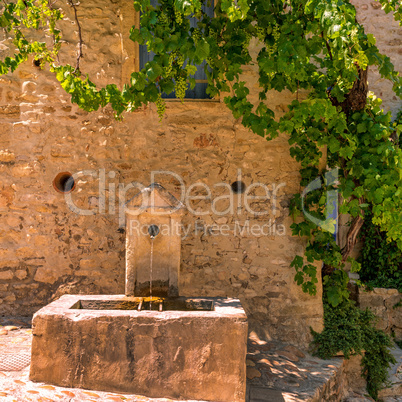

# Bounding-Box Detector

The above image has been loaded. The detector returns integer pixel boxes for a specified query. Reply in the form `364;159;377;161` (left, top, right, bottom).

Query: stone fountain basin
69;296;215;311
30;294;248;402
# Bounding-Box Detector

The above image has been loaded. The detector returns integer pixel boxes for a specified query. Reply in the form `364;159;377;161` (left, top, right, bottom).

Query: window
139;1;214;99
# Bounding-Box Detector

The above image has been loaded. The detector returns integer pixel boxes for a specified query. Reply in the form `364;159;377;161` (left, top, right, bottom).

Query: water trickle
147;224;159;310
149;238;154;310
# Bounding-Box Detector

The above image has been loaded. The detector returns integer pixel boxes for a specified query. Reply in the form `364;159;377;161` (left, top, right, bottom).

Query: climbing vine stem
66;0;83;72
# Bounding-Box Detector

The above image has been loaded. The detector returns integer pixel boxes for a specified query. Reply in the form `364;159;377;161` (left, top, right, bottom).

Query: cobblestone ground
0;317;401;402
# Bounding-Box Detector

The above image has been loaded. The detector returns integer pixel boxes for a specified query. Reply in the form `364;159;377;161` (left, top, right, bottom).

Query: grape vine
155;93;166;122
174;75;187;100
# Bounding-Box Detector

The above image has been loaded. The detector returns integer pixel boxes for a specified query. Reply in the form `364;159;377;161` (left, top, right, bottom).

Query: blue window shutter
139;1;214;99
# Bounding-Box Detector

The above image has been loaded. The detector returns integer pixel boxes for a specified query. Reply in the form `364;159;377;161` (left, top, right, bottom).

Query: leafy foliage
289;94;402;306
312;298;396;400
359;208;402;292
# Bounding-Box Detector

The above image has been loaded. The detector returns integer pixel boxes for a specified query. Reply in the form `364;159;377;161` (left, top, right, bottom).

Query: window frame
132;2;220;102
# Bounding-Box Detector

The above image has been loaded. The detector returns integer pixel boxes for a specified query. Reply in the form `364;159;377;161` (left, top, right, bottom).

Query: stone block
0;270;13;280
0;105;20;117
0;260;18;269
15;269;27;280
0;150;15;162
50;145;71;158
359;294;386;308
79;259;98;269
248;387;286;402
3;294;16;302
30;295;248;402
34;267;59;284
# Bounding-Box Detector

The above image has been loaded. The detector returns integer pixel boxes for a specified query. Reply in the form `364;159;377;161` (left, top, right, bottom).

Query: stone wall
0;0;400;348
358;287;402;341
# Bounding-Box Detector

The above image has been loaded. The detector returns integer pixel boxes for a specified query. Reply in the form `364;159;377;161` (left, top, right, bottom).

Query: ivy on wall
359;209;402;292
312;298;396;400
358;111;402;293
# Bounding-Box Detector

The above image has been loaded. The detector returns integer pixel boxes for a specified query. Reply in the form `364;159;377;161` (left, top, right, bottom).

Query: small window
139;1;214;99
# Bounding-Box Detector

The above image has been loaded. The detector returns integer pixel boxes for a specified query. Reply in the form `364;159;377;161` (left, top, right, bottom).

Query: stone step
245;334;349;402
246;338;402;402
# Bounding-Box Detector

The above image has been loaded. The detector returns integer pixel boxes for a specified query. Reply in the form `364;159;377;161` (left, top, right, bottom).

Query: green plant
359;209;402;292
311;297;396;400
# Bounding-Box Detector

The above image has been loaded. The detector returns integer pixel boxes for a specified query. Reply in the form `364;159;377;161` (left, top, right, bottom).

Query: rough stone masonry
0;0;400;348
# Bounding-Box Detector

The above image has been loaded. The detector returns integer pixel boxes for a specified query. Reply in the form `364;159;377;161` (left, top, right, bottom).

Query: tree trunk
341;67;368;112
321;215;364;278
341;215;364;263
322;67;368;280
329;67;369;113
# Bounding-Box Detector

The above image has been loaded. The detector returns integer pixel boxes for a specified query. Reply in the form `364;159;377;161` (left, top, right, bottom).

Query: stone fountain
29;184;248;402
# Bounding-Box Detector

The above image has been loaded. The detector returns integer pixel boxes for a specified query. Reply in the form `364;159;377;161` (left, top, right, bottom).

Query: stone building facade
0;0;400;348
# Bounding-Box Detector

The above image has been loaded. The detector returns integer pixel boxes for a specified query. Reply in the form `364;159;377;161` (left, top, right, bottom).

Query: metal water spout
148;224;160;239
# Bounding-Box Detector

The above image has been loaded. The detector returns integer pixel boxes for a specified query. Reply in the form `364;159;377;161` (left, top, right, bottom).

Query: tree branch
341;214;365;264
321;31;333;61
67;0;83;72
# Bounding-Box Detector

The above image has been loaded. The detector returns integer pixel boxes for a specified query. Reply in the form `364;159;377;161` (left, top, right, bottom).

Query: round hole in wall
33;58;42;68
231;181;246;194
53;172;75;193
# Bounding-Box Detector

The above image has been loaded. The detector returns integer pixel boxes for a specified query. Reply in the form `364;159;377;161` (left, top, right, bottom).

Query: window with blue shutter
139;1;214;99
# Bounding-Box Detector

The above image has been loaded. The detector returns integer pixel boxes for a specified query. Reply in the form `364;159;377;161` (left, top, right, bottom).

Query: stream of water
149;238;154;310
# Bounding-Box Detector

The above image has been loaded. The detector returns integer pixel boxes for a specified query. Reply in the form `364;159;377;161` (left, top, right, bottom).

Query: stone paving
245;332;345;401
0;317;401;402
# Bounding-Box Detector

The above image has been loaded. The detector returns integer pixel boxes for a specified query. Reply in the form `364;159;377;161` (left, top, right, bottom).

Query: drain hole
53;172;75;193
231;181;246;194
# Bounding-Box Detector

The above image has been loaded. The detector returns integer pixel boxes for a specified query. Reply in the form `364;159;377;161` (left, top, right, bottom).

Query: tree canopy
0;0;401;306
